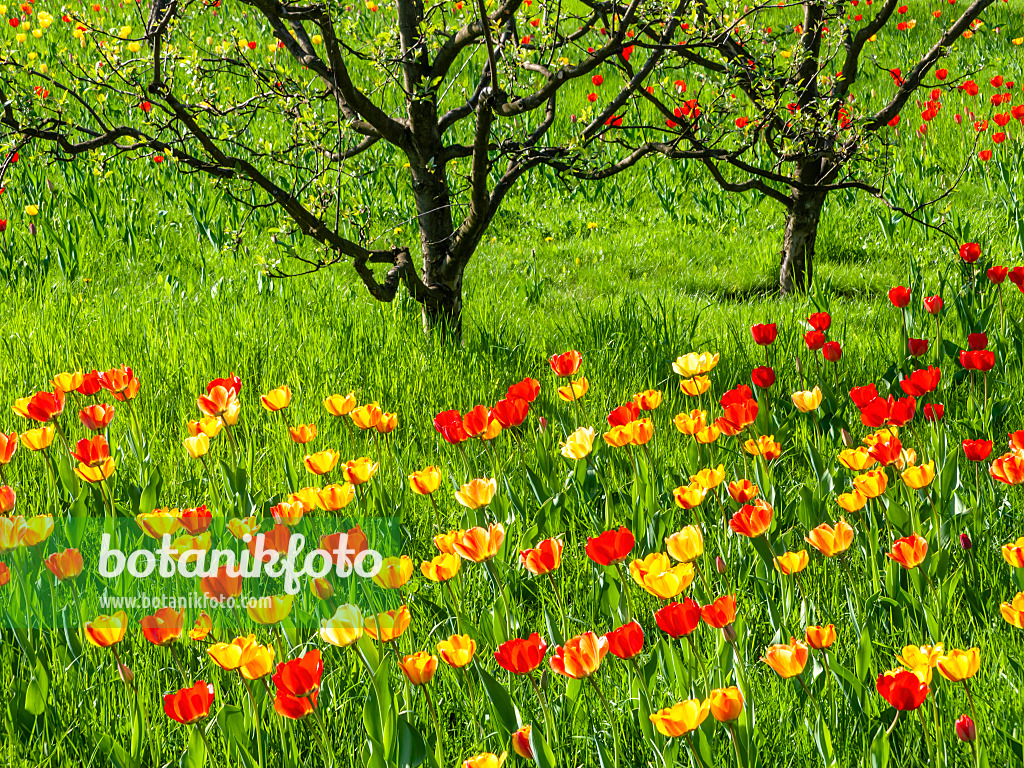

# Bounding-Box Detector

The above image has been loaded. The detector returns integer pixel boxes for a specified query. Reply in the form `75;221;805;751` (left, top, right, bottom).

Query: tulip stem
528;673;557;743
683;733;707;768
241;677;264;768
886;710;900;735
194;723;214;763
310;703;336;768
726;722;745;768
423;685;443;765
617;562;635;623
547;572;569;639
588;677;620;768
461;668;485;743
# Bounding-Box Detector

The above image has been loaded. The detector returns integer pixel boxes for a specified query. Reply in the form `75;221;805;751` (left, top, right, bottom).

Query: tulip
585;526;635;565
455;524;505;562
271;500;305;527
494;633;548;675
0;486;14;514
310;578;334;600
839;447;875;471
655;599;701;637
44;548;84;580
629;552;694;598
197;385;237;419
792;387;823;412
320;604;364;648
342;457;378;485
959;242;981;263
21;515;54;546
79;403;115;431
936;648;980;682
164;681;215;724
274;691;317;719
456;477;497;509
420;552;461;582
888;286;911;307
956;714;976;742
317;483;355;510
901;461;935;489
273;649;323;699
520;538;563;575
1000;592;1024;628
751;323;777;345
729;500;773;537
633;389;662;410
438;634;477;667
399;652;438;685
806;624;836;649
0;431;17;464
184;434;210;459
744;434;781;460
821;341;842;362
877;668;929;710
630;418;654;445
673;482;706;509
650;698;710;737
549;350;582;377
604;621;644;659
188;417;222;438
556;377;589;402
208;635;260;670
887;534;928;569
260;385;292;412
560;427;595;459
85;611;129;647
21;425;56;451
672;352;719;377
666;525;703;563
751;365;776;388
835;490;867;513
289;423;317;444
351;402;383;430
690;464;725;489
365;606;411;642
241;643;276;679
694;425;720;444
762;639;809;678
962;439;993;462
304;449;340;475
140;607;185;646
246;594;294;625
375;412;398;433
511;725;533;759
227;516;260;540
673;409;706;435
136;509;182;539
0;516;25;553
680;376;711;396
433;530;462;554
853;469;887;498
709;687;743;722
409;466;441;495
324;392;357;416
490;397;529;428
549;631;609;679
992;453;1024;485
462;753;507;768
200;566;243;600
508;378;541;402
701;595;736;628
728;479;759;503
898;644;943;683
774;550;809;575
373;555;414;589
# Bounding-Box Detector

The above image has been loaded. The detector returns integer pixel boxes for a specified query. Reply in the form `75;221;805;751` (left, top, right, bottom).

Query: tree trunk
779;190;827;295
408;164;463;337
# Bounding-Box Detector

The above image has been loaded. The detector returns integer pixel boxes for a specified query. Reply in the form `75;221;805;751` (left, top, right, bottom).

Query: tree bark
779;189;827;295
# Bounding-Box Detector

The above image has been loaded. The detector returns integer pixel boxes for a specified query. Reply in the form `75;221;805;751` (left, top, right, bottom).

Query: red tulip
70;435;111;466
849;384;879;408
274;691;317;719
549;350;582;377
163;681;214;724
655;599;702;637
962;439;993;462
1009;267;1024;288
876;669;929;711
715;398;758;436
959;242;981;263
434;409;469;444
888;286;911;308
821;341;842;362
908;338;929;357
273;649;323;698
207;374;242;396
923;296;943;315
751;366;775;388
720;385;753;408
585;526;635;566
490;396;529;428
751;323;778;345
77;371;102;396
79;403;115;431
959;349;995;372
24;389;65;422
900;366;941;397
807;312;831;332
701;595;737;628
967;332;988;350
804;330;826;351
494;633;547;674
607;402;640;427
462;405;490;437
923;403;944;422
988;266;1008;284
604;621;644;659
507;377;540;403
179;505;212;534
956;715;976;742
140;607;185;646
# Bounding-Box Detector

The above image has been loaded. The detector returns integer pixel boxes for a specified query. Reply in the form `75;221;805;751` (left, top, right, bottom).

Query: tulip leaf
397;713;427;768
529;721;558;768
869;725;889;768
23;657;49;716
476;664;520;737
96;733;139;768
139;468;162;517
216;704;258;768
594;735;613;768
810;712;836;767
68;487;90;548
179;725;207;768
856;625;873;683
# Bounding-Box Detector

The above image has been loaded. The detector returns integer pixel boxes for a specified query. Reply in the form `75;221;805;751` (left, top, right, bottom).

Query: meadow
3;1;1024;767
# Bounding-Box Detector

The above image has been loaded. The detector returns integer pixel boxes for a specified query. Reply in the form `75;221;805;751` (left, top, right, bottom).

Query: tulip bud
538;417;547;432
955;714;976;742
960;532;972;551
716;555;727;574
46;179;54;194
28;223;36;237
570;114;578;122
841;428;854;448
722;623;737;643
118;662;134;685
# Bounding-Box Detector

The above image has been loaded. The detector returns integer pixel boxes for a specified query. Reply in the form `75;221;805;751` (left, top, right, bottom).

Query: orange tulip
806;624;836;649
0;431;17;463
838;447;875;471
761;639;808;678
350;402;383;429
774;550;809;575
1000;592;1024;628
991;452;1024;485
454;524;505;562
140;607;185;646
399;652;438;685
304;449;340;475
375;412;398;434
342;457;378;485
365;605;411;642
548;631;609;679
372;556;413;589
317;483;354;510
709;686;743;722
289;423;317;444
421;552;461;582
456;478;497;509
44;548;84;580
673;482;706;509
649;698;711;736
673;409;706;435
520;538;563;575
729;500;773;537
1002;537;1024;567
690;464;725;489
260;385;292;412
630;418;654;445
409;466;441;495
324;392;357;416
805;519;854;557
633;390;662;410
728;479;759;503
85;611;129;648
887;533;927;569
853;469;888;498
